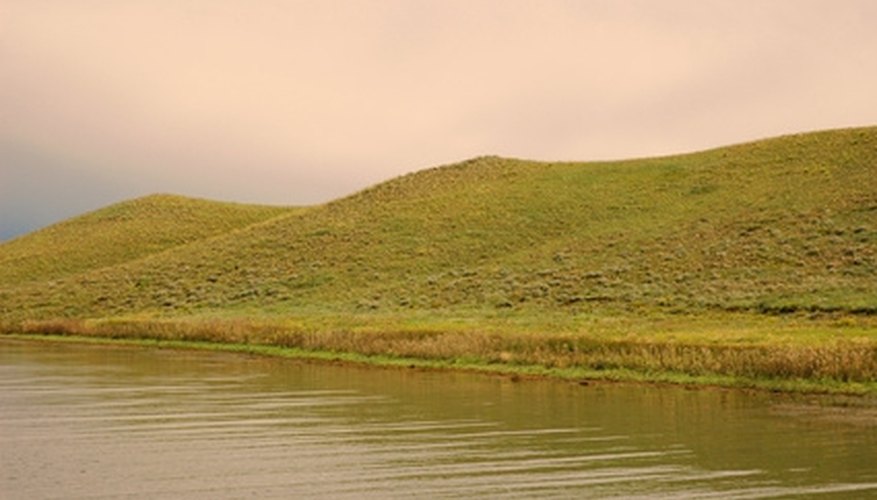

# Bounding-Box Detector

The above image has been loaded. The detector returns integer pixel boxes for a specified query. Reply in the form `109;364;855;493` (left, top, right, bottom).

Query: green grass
0;194;296;286
2;126;876;393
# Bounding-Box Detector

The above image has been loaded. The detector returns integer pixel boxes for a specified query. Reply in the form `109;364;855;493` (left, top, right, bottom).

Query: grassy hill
2;126;876;393
0;194;295;287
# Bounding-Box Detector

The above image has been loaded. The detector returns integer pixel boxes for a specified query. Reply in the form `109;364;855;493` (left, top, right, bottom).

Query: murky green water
2;339;876;499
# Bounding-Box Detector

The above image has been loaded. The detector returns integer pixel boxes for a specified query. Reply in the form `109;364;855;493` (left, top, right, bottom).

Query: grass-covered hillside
3;127;874;321
2;127;876;393
0;194;294;287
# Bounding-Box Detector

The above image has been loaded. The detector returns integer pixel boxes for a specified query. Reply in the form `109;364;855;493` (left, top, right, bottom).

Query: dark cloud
0;143;139;241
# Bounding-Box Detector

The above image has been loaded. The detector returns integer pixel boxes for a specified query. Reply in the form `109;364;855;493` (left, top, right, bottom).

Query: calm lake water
2;339;876;499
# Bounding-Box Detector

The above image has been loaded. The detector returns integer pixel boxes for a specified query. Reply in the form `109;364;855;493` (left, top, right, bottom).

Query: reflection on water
1;339;876;499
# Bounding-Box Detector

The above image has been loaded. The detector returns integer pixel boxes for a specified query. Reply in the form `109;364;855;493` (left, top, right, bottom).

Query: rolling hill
2;126;875;321
2;126;876;392
0;194;295;287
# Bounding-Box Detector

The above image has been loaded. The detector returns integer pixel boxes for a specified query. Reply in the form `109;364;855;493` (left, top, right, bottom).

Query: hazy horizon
3;0;877;241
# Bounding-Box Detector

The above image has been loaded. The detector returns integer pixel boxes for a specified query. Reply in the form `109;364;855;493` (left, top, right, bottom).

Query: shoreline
4;327;876;399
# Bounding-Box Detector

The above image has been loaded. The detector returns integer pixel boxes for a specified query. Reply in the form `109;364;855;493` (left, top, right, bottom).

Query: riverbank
5;313;877;397
2;128;875;398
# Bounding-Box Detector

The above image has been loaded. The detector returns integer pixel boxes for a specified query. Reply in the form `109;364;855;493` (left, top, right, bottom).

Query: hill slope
1;126;875;322
0;194;295;287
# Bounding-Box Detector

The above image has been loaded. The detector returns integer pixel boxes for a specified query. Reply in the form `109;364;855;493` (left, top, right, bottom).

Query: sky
2;0;877;241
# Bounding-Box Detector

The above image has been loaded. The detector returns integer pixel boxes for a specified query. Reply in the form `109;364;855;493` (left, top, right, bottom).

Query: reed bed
10;317;876;387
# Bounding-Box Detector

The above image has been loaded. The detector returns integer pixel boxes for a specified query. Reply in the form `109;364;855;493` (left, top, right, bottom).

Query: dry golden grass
12;316;877;386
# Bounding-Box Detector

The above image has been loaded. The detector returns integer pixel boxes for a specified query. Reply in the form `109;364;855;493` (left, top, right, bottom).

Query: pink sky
2;0;877;239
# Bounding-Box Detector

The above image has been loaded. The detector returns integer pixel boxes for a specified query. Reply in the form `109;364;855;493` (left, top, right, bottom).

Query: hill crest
1;126;875;320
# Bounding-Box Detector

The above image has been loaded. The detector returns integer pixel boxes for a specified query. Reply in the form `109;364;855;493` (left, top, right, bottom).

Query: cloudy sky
2;0;876;240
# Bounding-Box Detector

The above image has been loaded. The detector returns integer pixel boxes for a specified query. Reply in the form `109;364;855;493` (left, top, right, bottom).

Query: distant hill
0;194;294;287
1;127;875;321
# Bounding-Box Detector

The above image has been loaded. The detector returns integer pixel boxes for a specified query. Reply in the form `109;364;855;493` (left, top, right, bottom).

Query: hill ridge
0;194;295;287
1;125;875;321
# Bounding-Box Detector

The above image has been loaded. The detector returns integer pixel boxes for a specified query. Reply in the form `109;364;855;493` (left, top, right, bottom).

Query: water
2;339;876;499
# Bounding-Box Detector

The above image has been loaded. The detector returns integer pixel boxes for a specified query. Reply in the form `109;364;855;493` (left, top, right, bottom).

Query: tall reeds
10;318;876;384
